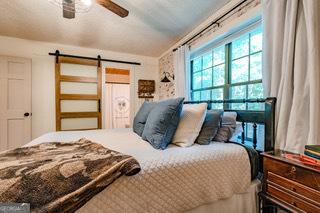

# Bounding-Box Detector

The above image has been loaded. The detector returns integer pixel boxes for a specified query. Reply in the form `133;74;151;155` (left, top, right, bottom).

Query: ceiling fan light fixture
49;0;93;13
81;0;92;7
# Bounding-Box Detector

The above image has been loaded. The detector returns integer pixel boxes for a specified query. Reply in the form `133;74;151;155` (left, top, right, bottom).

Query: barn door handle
98;100;101;112
24;112;30;117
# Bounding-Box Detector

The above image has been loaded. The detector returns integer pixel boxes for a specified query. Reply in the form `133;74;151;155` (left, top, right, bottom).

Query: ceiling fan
50;0;129;19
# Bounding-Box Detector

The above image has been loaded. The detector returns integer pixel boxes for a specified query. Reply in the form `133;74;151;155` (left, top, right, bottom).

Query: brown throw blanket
0;138;141;212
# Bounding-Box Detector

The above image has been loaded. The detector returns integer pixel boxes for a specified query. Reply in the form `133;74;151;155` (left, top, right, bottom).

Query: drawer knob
289;166;297;178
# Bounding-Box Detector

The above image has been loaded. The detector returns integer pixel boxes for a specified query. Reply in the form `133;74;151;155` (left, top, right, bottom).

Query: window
190;26;263;110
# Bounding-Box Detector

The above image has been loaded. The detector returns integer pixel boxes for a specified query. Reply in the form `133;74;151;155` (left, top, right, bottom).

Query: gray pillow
214;111;237;142
195;109;223;145
133;101;157;136
142;97;185;150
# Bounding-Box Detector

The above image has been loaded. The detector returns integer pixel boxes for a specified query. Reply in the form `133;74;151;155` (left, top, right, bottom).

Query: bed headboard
184;97;276;152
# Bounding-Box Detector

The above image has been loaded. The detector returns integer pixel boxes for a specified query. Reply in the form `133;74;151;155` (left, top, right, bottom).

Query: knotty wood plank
105;67;130;75
60;75;98;83
61;112;99;118
59;56;98;66
60;94;99;100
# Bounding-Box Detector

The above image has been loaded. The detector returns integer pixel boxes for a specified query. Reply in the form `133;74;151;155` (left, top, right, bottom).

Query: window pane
248;83;264;110
213;64;225;86
231;57;249;83
248;83;263;99
192;91;200;101
213;45;225;65
211;88;223;109
202;53;213;69
201;90;211;101
230;85;246;99
250;52;262;81
248;103;264;111
246;123;264;143
232;34;249;59
231;103;246;110
212;88;223;100
250;27;262;53
193;57;202;72
230;85;246;110
202;68;212;88
192;72;201;90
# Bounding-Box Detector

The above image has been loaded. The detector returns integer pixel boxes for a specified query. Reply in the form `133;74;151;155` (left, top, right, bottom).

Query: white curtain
173;45;191;100
262;0;320;153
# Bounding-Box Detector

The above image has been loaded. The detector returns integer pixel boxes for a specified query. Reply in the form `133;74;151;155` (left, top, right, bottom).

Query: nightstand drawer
267;172;320;206
267;184;320;213
264;157;320;191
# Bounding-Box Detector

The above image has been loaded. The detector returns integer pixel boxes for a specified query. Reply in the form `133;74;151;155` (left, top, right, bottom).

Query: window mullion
224;43;231;109
247;33;251;110
200;57;203;99
190;60;194;99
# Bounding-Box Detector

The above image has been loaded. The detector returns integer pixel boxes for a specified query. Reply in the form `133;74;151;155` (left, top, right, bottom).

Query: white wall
0;36;159;139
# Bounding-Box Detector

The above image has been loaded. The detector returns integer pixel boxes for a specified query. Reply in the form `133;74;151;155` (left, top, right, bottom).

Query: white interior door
0;56;31;151
105;83;130;129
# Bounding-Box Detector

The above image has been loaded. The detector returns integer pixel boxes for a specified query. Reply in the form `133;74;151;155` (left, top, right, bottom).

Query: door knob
24;112;30;117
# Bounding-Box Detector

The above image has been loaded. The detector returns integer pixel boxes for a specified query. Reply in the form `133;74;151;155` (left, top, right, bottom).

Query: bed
27;98;276;213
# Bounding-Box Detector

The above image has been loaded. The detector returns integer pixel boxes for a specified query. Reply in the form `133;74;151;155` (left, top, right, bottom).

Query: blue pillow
196;109;223;145
142;97;185;149
133;101;157;136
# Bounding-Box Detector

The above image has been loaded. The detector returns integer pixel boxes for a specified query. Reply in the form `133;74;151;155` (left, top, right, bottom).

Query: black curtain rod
184;98;268;104
173;0;247;52
48;51;141;65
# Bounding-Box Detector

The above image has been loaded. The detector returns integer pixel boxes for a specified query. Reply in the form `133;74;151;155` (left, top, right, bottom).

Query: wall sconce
161;72;175;83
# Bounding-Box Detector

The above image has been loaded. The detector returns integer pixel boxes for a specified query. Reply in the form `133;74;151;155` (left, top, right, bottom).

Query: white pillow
172;103;207;147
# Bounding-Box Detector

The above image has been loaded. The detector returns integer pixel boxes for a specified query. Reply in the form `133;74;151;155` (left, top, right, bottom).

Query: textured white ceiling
0;0;230;57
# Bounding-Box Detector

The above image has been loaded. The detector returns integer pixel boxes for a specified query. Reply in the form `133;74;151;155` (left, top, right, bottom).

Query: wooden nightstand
259;150;320;213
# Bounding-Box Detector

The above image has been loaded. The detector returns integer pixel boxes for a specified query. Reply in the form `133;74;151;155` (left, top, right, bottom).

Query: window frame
190;24;263;110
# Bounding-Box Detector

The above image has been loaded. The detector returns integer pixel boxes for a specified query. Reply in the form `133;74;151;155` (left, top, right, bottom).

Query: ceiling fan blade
63;0;75;19
97;0;129;18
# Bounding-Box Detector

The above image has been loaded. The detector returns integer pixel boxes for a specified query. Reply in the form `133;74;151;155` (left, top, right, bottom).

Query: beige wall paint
0;36;159;139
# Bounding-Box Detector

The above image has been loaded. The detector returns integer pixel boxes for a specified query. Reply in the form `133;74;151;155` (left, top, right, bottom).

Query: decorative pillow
172;103;208;147
214;111;237;142
133;101;157;136
195;109;223;145
142;97;185;150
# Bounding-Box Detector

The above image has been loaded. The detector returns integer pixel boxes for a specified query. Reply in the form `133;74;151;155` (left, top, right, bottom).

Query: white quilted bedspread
29;129;251;213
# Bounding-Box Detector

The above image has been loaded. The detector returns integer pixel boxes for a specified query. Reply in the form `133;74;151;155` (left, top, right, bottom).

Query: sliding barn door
55;56;102;131
0;56;31;151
